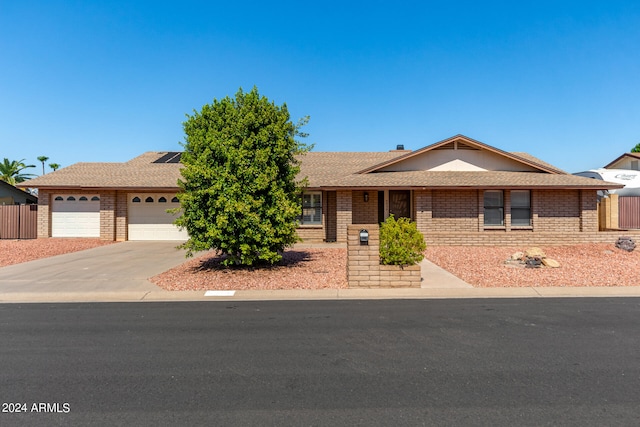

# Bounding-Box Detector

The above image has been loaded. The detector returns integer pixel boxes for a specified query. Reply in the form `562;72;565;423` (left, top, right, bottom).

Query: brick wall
425;230;640;245
116;191;128;241
431;190;479;231
336;190;352;243
346;224;421;288
100;191;116;240
533;189;580;232
352;190;378;224
36;191;50;238
297;226;325;242
414;189;432;236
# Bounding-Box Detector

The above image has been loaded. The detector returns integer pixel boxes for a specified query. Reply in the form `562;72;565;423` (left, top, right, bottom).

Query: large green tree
176;87;311;266
0;158;36;185
631;143;640;153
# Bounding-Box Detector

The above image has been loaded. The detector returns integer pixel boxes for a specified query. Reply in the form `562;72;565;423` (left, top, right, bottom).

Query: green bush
379;215;426;266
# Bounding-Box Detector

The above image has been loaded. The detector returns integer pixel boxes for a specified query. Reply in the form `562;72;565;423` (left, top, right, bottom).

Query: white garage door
52;195;101;237
128;194;188;241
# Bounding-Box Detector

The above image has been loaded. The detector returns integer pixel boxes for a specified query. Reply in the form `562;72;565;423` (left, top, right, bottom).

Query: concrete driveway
0;241;195;294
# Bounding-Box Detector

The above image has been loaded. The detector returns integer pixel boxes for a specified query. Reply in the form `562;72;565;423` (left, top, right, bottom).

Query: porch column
336;190;352;243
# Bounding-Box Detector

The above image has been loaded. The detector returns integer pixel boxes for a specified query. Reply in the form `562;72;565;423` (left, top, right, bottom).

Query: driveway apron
0;241;194;293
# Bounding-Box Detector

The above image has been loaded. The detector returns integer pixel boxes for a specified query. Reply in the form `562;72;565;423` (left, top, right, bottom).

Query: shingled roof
20;137;622;191
21;152;183;190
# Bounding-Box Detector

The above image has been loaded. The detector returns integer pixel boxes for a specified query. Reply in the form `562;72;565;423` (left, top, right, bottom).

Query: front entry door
389;190;411;219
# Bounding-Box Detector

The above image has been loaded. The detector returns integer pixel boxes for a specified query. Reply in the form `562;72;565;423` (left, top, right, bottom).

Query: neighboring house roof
19;135;622;192
604;153;640;169
0;180;38;203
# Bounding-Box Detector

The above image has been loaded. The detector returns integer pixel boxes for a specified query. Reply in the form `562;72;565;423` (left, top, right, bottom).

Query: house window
91;196;100;201
484;191;504;226
300;192;322;225
158;197;167;203
511;190;531;226
132;197;141;203
79;196;88;201
171;197;179;203
145;197;154;203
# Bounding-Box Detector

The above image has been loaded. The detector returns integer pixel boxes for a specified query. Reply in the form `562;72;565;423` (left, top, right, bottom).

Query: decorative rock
524;247;546;258
524;257;542;268
511;251;525;261
541;258;561;268
615;236;636;252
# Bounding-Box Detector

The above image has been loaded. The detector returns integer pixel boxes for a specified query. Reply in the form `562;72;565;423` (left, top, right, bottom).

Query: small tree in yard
379;215;426;266
176;87;311;266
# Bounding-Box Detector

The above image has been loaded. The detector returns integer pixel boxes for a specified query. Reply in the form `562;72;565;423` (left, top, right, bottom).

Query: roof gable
604;153;640;169
357;134;565;174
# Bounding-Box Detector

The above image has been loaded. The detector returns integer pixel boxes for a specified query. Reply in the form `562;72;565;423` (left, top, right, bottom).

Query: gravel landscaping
0;239;114;267
150;248;348;291
424;244;640;288
4;239;638;290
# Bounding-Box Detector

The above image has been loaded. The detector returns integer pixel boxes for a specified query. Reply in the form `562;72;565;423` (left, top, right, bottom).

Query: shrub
379;215;426;266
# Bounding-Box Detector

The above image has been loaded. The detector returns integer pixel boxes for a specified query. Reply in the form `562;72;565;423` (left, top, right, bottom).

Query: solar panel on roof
153;152;182;164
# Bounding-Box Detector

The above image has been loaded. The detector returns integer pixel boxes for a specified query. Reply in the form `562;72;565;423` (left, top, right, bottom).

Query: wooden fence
0;204;38;239
619;196;640;230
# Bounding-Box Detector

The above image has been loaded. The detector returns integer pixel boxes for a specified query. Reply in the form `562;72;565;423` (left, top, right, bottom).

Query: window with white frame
300;192;322;225
483;190;504;226
510;190;531;226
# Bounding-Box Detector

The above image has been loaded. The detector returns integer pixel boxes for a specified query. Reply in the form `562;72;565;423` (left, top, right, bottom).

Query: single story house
20;134;625;245
0;180;38;205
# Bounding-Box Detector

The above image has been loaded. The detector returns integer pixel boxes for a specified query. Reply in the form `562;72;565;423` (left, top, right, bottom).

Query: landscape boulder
615;237;636;252
524;247;546;258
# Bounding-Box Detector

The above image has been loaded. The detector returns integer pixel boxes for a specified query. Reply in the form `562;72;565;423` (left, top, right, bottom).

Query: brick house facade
21;135;626;245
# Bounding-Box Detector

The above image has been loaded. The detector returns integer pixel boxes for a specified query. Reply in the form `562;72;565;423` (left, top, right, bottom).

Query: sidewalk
3;286;640;304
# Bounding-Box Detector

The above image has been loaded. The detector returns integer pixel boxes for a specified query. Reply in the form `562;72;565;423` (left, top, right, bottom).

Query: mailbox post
359;229;369;245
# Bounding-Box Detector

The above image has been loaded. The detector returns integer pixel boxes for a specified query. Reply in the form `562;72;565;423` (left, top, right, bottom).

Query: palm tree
37;155;49;175
0;158;36;185
49;163;61;171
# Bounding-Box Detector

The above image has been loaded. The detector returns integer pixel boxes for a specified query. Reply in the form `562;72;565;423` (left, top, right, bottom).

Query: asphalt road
1;298;640;426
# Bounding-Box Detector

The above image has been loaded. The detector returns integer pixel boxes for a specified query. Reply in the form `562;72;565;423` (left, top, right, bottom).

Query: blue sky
1;1;639;175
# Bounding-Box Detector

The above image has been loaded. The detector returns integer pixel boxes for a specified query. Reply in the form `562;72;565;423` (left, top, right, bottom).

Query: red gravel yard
150;248;348;291
0;239;115;267
424;244;640;288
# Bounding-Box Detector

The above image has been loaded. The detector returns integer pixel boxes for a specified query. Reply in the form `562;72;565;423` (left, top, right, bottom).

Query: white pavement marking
204;290;236;297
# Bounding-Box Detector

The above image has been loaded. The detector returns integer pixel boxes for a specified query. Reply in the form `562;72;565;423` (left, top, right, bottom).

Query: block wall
346;224;421;288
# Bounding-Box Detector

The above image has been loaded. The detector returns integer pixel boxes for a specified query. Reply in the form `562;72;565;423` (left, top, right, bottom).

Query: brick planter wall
347;224;421;288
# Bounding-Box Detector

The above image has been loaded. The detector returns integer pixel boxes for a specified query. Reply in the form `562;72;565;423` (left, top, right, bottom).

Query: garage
127;194;188;240
52;195;101;237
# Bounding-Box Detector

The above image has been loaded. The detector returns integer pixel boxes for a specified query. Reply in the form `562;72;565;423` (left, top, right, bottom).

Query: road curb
3;286;640;303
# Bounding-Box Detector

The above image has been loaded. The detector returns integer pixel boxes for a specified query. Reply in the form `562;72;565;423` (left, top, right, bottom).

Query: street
1;298;640;426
